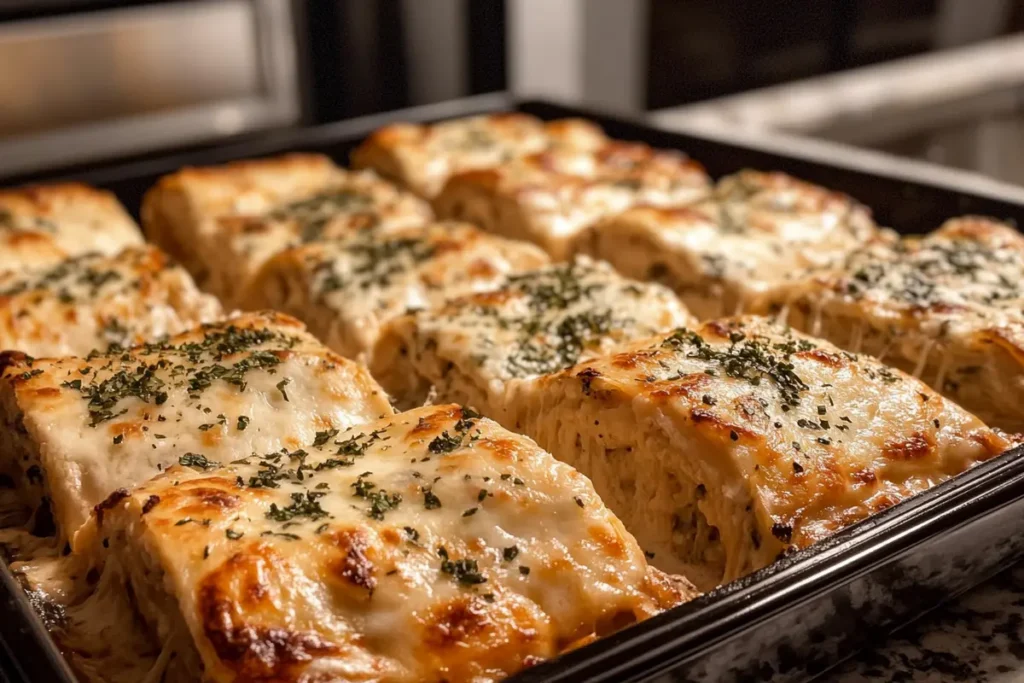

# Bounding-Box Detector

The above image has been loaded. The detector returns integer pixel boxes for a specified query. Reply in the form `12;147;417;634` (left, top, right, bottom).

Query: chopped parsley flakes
661;327;811;406
266;491;329;522
438;546;487;585
179;453;215;470
351;474;402;520
64;325;294;427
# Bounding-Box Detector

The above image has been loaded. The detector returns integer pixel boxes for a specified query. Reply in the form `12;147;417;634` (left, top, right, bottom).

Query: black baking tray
3;94;1024;683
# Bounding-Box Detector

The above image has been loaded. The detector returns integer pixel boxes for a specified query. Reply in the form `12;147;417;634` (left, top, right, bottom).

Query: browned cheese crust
89;404;697;682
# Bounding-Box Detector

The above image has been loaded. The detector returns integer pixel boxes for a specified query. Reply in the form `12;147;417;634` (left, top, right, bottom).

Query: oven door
0;0;302;178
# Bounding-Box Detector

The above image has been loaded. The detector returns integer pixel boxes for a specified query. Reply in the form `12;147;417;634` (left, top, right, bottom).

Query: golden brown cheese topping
433;141;711;259
508;316;1009;588
200;169;432;305
762;216;1024;431
0;226;70;271
142;153;348;282
242;222;550;360
0;246;223;358
0;183;142;272
575;170;880;319
0;311;393;549
351;113;608;199
89;404;696;683
373;257;694;414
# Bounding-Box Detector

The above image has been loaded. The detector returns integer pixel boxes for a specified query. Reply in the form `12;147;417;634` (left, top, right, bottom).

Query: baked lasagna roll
433;142;710;260
202;169;432;306
0;245;222;358
351;113;608;199
760;216;1024;432
508;316;1009;589
143;154;429;290
373;257;694;415
574;170;880;319
90;404;697;683
0;183;142;271
0;311;393;548
242;222;549;360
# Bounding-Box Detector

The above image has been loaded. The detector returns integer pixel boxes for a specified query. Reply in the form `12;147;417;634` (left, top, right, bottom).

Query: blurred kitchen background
1;0;1022;184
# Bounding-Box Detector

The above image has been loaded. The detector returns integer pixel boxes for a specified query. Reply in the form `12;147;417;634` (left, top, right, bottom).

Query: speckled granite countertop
824;563;1024;682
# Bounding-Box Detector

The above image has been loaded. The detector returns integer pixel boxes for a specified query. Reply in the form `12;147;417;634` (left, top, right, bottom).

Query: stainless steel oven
0;0;302;177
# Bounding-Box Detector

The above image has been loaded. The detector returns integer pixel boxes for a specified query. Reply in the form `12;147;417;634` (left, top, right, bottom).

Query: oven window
646;0;1020;110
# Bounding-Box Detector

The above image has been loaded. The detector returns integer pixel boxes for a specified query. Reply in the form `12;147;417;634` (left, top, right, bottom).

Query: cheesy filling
0;530;166;683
